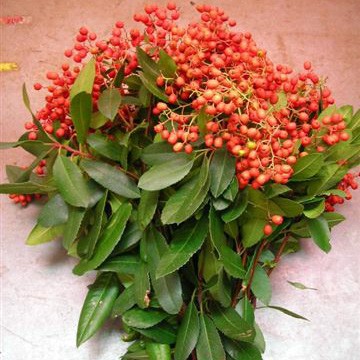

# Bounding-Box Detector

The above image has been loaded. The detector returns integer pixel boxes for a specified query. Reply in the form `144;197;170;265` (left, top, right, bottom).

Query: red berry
271;215;284;225
263;224;273;236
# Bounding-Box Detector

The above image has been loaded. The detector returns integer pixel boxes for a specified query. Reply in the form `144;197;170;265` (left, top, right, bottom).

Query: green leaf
81;159;140;199
307;216;331;253
122;308;168;329
138;157;194;191
196;314;225;360
62;206;86;250
0;140;51;156
222;178;239;202
158;49;177;78
262;305;309;321
287;281;317;291
139;73;168;102
70;92;92;144
76;272;120;346
322;212;345;227
0;181;56;194
211;304;255;342
338;105;353;122
161;157;209;224
90;111;108;129
209;149;236;197
145;226;183;314
99;254;139;274
115;221;142;254
138;190;159;229
208;206;227;253
264;183;291;199
38;194;68;227
303;199;325;219
242;218;267;248
77;192;107;257
26;223;65;245
70;57;96;99
136;323;176;344
224;339;263;360
146;343;171;360
348;108;360;130
73;203;132;275
221;247;246;279
307;164;348;196
141;142;190;165
174;300;200;360
136;47;160;79
251;266;271;305
134;261;150;308
87;133;125;162
112;284;135;317
97;88;122;120
271;197;304;217
273;91;287;111
157;216;208;278
53;155;92;207
222;189;248;223
291;153;324;181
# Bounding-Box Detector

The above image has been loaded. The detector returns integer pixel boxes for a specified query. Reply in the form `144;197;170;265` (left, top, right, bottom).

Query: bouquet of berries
1;3;359;359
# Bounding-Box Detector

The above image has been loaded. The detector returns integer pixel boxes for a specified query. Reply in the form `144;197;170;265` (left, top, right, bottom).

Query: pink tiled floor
1;1;360;359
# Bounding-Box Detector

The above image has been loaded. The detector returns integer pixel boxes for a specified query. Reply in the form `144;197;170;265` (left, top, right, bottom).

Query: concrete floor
1;0;360;359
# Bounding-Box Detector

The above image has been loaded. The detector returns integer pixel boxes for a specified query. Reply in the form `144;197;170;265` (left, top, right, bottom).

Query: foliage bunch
1;3;360;359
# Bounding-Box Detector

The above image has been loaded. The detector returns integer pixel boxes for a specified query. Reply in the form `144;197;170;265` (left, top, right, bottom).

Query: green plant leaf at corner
307;216;331;253
138;190;159;229
209;148;236;198
26;223;65;245
73;203;132;275
138;157;194;191
158;49;177;78
251;266;272;306
70;91;92;144
76;272;120;347
146;343;171;360
291;153;324;181
196;314;225;360
38;194;68;227
224;338;263;360
70;57;96;99
97;88;122;120
53;155;92;208
174;300;199;360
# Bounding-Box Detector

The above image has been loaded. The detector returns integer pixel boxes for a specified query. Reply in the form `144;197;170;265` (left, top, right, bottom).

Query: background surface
1;1;360;359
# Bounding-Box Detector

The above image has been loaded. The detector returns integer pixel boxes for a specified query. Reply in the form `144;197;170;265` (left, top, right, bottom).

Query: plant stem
267;234;290;276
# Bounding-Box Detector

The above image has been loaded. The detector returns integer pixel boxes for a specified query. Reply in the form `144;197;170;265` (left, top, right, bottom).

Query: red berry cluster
325;172;359;212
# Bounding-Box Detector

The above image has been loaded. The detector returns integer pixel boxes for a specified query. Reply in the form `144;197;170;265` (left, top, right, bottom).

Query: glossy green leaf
76;272;120;346
0;181;56;194
62;206;86;250
90;111;108;129
70;57;96;99
145;226;183;314
224;339;262;360
221;247;246;279
38;194;68;227
99;254;139;274
122;308;168;329
112;284;135;317
157;216;208;278
242;218;267;248
53;155;91;207
196;314;225;360
161;157;209;224
222;189;248;223
209;206;227;253
307;216;331;253
211;304;255;342
251;266;271;305
87;133;125;162
138;190;159;229
303;199;325;219
264;183;291;199
73;203;132;275
98;88;122;120
136;323;176;344
138;157;194;191
271;197;304;217
115;221;142;254
322;212;345;227
139;72;168;102
263;305;309;321
141;142;189;165
287;281;317;291
136;47;160;78
0;140;51;156
210;268;232;308
146;343;171;360
209;148;236;197
81;159;140;199
70;92;92;144
348;108;360;130
77;192;107;257
174;300;199;360
158;49;177;78
291;153;324;181
222;178;239;202
26;223;65;245
134;261;150;308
